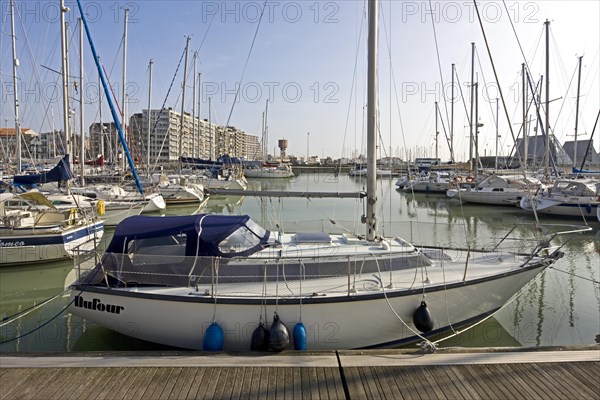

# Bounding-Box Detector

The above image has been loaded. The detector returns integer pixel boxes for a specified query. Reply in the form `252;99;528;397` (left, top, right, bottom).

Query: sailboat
68;0;572;351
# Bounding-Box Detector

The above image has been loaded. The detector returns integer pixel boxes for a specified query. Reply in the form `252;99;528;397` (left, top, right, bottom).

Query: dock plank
125;367;159;400
1;368;39;400
416;365;450;400
1;369;37;400
460;364;496;399
167;367;197;400
186;367;208;400
229;367;247;400
440;365;481;400
0;350;598;400
542;362;597;399
343;367;368;399
492;363;539;400
202;366;222;400
560;361;600;393
112;367;143;400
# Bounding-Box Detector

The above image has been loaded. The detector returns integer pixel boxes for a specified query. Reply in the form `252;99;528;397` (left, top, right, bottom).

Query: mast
435;102;439;162
76;0;144;195
192;51;198;158
98;57;104;168
178;36;191;175
544;19;550;178
573;55;583;170
474;81;479;177
208;97;212;160
10;0;21;172
495;98;499;171
450;63;455;163
197;71;202;158
147;59;153;179
522;63;527;169
469;42;475;171
366;0;378;241
121;8;129;171
264;99;269;160
60;0;70;158
79;17;85;185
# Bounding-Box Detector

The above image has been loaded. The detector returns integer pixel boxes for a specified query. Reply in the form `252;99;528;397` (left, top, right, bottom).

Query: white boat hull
0;221;104;266
452;191;525;206
520;197;599;217
69;254;547;350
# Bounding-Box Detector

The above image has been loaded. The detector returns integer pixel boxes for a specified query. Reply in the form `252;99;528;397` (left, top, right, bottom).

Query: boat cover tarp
13;155;73;185
106;214;269;257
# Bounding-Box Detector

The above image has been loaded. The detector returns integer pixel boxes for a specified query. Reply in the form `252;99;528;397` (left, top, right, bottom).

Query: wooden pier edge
1;346;598;399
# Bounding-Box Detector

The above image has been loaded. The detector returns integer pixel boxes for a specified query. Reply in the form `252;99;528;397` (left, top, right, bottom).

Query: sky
1;0;599;161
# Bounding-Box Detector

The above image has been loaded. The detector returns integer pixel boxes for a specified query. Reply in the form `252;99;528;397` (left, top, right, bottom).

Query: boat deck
1;349;597;399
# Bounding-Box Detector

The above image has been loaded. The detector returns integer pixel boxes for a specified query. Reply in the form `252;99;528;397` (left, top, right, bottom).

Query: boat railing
74;250;438;298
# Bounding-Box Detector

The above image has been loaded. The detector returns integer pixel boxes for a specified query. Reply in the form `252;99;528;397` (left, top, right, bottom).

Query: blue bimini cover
106;214;270;258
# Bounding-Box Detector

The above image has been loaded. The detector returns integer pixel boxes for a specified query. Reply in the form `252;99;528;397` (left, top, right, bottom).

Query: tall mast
178;36;190;175
495;98;499;171
264;99;269;160
469;42;475;172
522;63;527;169
474;81;479;177
435;102;439;162
10;0;21;172
79;17;85;185
544;19;550;178
147;59;153;178
450;63;455;163
366;0;378;241
573;55;583;170
192;51;198;158
121;7;129;171
197;71;202;158
60;0;70;158
98;57;104;168
208;97;212;160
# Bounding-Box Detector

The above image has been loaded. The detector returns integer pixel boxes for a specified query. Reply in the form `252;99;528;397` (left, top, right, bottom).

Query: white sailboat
447;174;543;206
0;192;103;266
68;0;572;351
520;179;600;218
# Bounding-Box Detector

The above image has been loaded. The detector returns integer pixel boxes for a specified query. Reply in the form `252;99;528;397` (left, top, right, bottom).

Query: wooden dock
1;349;598;399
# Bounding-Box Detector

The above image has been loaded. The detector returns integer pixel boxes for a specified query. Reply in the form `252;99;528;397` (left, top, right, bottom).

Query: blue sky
2;0;599;161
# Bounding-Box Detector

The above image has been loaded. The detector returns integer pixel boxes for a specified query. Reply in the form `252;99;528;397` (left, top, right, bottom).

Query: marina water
1;173;598;352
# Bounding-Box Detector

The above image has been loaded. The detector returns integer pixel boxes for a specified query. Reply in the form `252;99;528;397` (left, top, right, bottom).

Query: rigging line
472;0;520;165
549;266;599;285
501;0;536;79
427;0;453;156
551;59;578;137
196;4;216;54
149;46;187;172
371;253;436;352
339;1;366;178
14;3;56;134
0;289;69;327
224;0;268;128
380;14;409;172
577;109;600;171
454;68;473;130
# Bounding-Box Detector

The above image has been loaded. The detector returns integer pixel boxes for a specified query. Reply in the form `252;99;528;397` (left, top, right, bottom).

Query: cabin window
218;226;261;254
127;233;187;256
